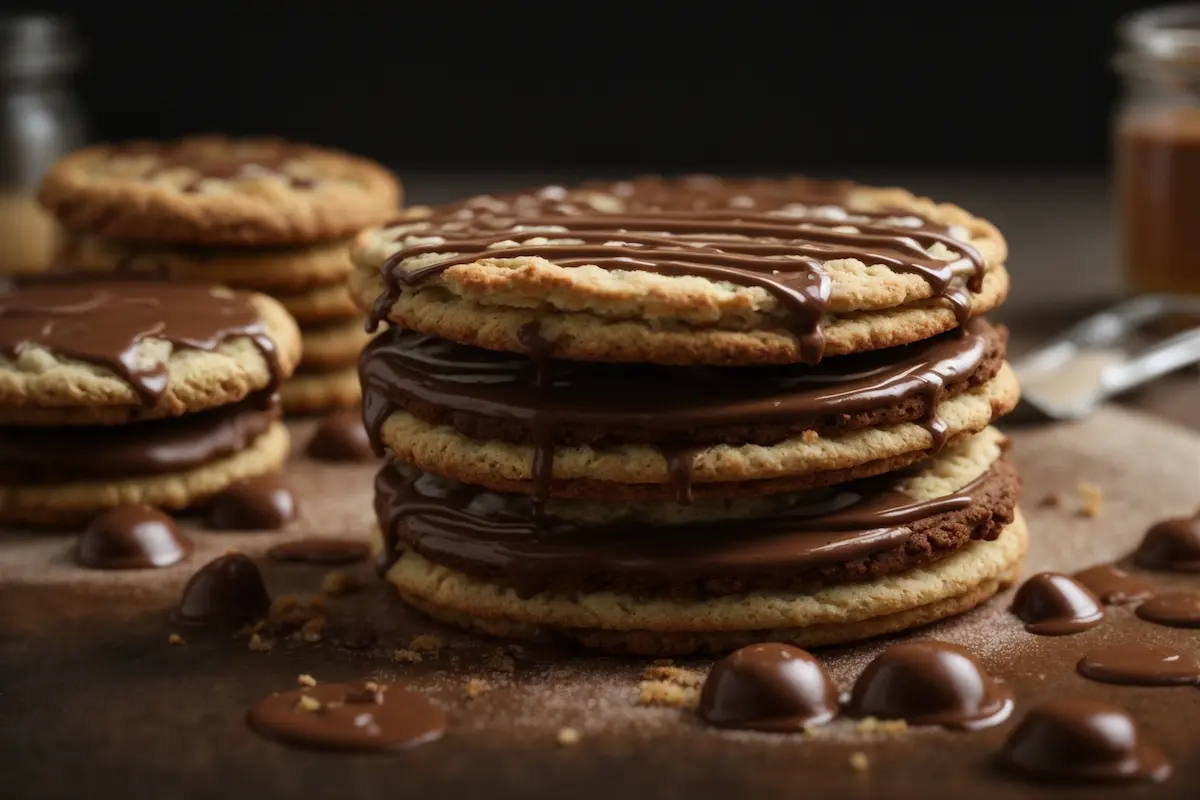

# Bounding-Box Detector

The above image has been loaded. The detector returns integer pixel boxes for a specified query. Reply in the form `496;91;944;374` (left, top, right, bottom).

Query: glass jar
0;14;85;275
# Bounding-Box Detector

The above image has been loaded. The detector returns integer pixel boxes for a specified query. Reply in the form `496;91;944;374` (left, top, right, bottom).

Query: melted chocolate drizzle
365;178;986;367
0;281;282;405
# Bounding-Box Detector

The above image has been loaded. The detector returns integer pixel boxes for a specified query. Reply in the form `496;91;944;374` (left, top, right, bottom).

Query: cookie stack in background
36;136;401;414
0;280;301;528
354;176;1026;656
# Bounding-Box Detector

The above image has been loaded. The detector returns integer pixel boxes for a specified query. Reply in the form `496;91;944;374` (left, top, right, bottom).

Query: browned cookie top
39;136;401;245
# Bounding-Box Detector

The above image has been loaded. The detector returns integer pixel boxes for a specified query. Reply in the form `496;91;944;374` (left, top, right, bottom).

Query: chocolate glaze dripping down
517;321;557;515
664;445;702;506
366;180;987;365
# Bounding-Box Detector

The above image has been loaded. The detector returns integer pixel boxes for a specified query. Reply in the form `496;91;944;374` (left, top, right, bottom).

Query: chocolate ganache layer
0;394;279;485
362;319;1005;454
374;453;1019;600
366;177;989;365
0;279;282;405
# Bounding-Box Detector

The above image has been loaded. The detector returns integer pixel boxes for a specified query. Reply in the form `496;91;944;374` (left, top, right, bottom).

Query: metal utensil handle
1097;329;1200;399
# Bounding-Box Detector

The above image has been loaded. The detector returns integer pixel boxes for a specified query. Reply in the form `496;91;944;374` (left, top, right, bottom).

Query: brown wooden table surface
4;172;1200;800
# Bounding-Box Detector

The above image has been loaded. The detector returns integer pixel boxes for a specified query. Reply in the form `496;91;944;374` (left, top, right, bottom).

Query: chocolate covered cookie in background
355;175;1026;656
37;136;401;414
0;279;301;528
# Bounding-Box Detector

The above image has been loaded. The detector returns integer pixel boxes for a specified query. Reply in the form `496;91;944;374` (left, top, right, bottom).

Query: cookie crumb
485;649;516;673
296;695;322;712
297;674;317;688
392;648;423;664
1077;482;1103;517
321;570;362;598
408;634;443;653
556;727;582;747
801;429;820;443
364;681;381;692
849;752;870;772
465;678;490;699
638;680;700;709
642;665;704;688
1039;492;1061;507
855;717;908;734
248;633;274;652
167;633;185;646
269;594;326;626
300;614;327;642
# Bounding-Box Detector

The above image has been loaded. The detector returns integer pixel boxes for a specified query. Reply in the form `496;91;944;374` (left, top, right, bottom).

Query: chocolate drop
305;408;375;463
698;643;838;732
1077;642;1200;686
999;699;1171;783
246;681;446;751
844;641;1012;730
176;553;271;628
206;475;298;530
1010;572;1105;635
74;505;192;570
1132;512;1200;572
1135;591;1200;628
267;538;370;566
1071;564;1155;605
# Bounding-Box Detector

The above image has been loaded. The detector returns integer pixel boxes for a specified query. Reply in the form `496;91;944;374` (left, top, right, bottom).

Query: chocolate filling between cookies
374;453;1019;600
0;393;280;485
361;319;1006;507
365;179;987;367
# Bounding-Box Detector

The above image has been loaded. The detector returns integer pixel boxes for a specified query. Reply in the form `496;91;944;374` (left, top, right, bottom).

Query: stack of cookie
0;279;301;528
37;136;400;413
354;176;1025;656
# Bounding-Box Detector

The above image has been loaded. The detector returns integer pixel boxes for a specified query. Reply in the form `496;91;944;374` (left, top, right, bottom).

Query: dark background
22;0;1165;172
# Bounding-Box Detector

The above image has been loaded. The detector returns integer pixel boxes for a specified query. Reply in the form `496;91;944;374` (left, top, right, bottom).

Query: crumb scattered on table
301;614;327;642
322;570;362;598
642;664;704;687
392;648;423;663
249;633;274;653
167;633;185;646
638;680;700;709
849;752;870;772
556;727;582;747
1077;482;1103;517
1039;492;1061;507
855;717;908;734
297;674;317;688
296;695;322;712
269;594;326;626
408;634;443;653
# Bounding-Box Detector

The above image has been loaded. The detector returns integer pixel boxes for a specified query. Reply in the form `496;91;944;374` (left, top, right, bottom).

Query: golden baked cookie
375;429;1027;655
373;363;1019;502
275;283;359;324
65;234;355;293
39;136;401;245
353;177;1009;366
299;320;373;370
0;421;289;528
280;367;361;414
0;281;301;426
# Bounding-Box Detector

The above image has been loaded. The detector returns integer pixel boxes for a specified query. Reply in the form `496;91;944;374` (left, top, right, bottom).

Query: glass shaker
0;14;85;275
